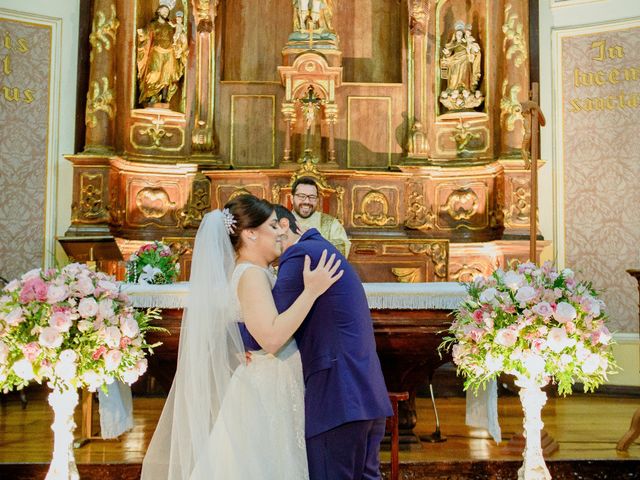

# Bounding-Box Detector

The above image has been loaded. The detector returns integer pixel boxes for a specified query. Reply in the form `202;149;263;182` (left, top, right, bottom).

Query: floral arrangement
125;241;180;285
0;263;160;393
441;261;618;395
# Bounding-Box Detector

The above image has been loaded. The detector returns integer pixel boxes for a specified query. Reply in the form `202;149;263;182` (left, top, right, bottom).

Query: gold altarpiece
60;0;545;447
63;0;545;284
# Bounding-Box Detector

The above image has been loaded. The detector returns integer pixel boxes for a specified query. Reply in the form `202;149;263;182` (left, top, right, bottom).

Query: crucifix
298;85;323;162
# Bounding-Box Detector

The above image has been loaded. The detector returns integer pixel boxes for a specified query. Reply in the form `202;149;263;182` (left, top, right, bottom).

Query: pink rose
104;326;122;349
532;302;553;318
21;342;41;362
97;299;115;320
120;316;140;338
78;297;99;318
136;358;148;375
531;338;546;353
49;311;73;332
73;276;95;297
92;345;107;360
19;277;48;303
565;321;577;335
39;327;64;349
472;309;484;323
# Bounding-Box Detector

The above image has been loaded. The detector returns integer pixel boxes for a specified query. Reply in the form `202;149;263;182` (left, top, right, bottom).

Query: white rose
58;349;77;364
104;350;123;371
39;326;63;349
47;284;69;304
575;342;590;361
122;368;140;385
479;287;498;303
559;353;573;367
582;354;601;374
546;327;573;353
485;353;504;374
135;358;148;375
12;358;35;380
5;307;25;326
515;286;537;303
104;326;122;349
98;299;115;320
553;302;577;323
495;328;518;347
74;276;95;297
97;280;118;294
54;360;77;381
77;320;93;333
78;297;99;319
120;316;140;338
503;271;524;289
21;268;42;282
4;279;20;292
82;370;103;392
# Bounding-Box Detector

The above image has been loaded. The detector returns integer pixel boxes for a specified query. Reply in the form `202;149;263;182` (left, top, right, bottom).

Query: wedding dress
189;263;308;479
141;211;308;480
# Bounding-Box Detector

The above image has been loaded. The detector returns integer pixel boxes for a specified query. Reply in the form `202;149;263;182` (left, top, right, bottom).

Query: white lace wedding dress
189;263;309;480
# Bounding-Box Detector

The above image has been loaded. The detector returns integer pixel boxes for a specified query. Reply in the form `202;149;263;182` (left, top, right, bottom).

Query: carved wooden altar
62;0;544;448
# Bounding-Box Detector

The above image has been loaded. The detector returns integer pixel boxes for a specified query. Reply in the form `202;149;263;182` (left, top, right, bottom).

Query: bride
141;194;342;479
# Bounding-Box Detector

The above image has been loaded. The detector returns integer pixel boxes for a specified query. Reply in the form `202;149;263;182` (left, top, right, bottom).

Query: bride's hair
224;195;274;250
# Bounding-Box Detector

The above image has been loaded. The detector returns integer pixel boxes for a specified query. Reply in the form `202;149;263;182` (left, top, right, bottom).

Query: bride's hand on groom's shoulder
303;249;343;298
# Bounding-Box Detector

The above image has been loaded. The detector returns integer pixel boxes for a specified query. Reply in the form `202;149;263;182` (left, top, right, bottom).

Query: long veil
141;210;244;480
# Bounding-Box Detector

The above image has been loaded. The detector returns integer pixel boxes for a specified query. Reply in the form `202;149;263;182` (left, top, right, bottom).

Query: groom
273;206;392;480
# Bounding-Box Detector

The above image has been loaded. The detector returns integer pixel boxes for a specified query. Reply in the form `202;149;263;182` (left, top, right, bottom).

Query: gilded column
499;0;530;158
84;0;119;152
190;0;220;159
405;0;431;162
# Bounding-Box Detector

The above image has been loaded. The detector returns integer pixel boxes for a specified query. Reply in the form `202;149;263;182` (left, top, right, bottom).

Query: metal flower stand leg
516;378;551;480
45;387;80;480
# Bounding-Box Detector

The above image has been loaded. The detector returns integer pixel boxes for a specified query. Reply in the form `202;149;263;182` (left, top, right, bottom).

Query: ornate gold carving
409;0;428;36
355;190;396;227
271;183;283;204
405;184;435;230
140;117;174;147
503;4;527;68
71;173;108;223
451;118;481;153
500;80;524;133
135;187;174;219
178;173;211;229
391;267;421;283
85;77;115;128
229;188;252;200
441;187;479;221
508;177;530;225
89;4;119;62
194;0;216;32
409;242;448;279
451;263;485;283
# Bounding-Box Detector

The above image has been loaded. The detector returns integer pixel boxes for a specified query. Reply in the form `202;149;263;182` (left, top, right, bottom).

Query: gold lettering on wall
1;28;36;104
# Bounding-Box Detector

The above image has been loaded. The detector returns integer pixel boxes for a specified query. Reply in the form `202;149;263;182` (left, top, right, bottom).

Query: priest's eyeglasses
294;193;319;202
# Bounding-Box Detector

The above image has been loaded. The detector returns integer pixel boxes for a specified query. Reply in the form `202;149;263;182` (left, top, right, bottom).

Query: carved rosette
440;187;479;222
71;172;109;224
355;190;396;227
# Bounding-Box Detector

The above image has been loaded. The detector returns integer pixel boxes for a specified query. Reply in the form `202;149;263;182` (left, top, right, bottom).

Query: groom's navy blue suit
272;229;392;480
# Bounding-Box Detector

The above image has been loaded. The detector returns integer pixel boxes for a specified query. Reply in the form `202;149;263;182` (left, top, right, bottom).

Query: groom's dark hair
274;204;300;235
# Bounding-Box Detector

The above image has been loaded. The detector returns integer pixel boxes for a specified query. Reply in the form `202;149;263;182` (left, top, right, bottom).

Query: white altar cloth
107;281;501;443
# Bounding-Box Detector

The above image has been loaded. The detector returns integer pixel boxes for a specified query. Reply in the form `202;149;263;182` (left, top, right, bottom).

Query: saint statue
293;0;335;35
439;21;484;111
136;4;188;106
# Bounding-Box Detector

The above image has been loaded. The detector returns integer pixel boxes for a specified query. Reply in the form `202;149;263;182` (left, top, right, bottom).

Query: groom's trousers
306;417;386;480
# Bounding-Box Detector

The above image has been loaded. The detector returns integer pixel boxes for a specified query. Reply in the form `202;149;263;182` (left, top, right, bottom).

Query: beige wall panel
347;96;392;168
230;95;276;168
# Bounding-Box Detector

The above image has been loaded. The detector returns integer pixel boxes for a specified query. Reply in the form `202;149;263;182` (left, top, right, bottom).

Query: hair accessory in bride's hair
222;208;237;234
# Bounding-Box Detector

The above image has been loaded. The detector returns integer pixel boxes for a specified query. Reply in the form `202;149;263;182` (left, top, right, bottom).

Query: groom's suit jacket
272;228;392;438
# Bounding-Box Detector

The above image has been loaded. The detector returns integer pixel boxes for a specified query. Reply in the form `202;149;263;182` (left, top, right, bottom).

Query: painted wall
539;0;640;386
0;0;79;275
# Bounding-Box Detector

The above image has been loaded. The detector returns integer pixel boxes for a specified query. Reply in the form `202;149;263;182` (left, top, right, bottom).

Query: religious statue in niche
439;20;484;111
136;1;188;107
291;0;337;41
